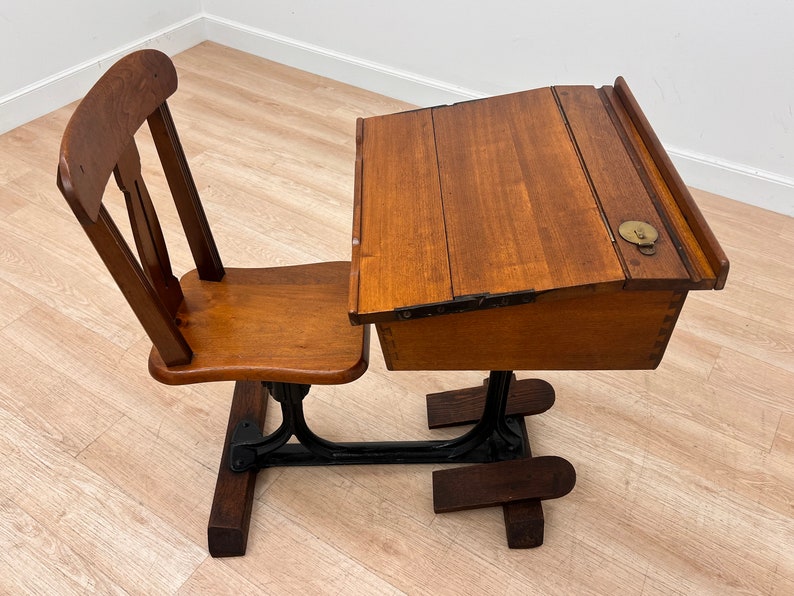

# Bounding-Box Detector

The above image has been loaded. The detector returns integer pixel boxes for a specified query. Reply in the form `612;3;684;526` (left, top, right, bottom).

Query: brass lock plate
618;221;659;255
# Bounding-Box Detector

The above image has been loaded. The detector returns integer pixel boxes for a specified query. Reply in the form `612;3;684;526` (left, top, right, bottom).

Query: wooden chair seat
149;262;368;385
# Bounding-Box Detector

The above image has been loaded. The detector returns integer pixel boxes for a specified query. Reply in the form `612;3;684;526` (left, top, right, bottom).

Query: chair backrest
57;49;224;366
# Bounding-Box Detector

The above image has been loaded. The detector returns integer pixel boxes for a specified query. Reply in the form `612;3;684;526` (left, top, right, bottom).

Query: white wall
1;1;199;96
2;1;793;215
0;1;203;132
203;0;794;216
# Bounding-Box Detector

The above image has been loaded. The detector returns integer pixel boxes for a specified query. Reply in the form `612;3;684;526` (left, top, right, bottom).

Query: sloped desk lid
350;77;728;325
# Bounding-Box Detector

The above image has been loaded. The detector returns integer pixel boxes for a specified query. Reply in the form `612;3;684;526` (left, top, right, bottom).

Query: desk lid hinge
394;290;536;320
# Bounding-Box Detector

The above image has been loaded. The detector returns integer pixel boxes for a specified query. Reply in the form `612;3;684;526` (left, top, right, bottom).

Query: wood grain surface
352;79;727;325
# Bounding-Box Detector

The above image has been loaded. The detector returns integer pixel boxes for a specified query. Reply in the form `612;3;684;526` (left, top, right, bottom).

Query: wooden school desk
346;77;728;546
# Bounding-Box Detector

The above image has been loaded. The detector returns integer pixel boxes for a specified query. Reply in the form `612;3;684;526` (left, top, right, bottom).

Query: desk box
349;78;728;371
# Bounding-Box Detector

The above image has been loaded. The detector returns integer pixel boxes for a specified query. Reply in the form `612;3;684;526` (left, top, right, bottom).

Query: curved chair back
57;50;224;366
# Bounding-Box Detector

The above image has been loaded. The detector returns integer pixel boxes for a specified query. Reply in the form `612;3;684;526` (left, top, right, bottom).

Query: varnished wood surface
432;90;625;299
149;263;369;385
555;85;695;286
58;50;179;225
207;380;267;557
425;376;555;428
0;42;792;594
612;77;729;290
433;456;576;512
376;289;686;371
355;109;451;317
352;80;727;325
58;49;368;386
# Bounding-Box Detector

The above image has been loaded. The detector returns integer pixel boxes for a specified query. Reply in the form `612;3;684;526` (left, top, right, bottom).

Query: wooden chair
56;49;370;557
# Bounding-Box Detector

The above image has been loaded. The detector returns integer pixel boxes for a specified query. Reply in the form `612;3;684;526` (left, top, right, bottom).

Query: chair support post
207;380;268;557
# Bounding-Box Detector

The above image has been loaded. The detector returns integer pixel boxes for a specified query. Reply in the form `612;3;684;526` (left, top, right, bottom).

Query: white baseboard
203;15;485;107
3;13;792;218
669;148;794;217
0;15;206;135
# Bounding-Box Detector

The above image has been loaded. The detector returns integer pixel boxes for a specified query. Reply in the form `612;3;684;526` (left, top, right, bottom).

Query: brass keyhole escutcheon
618;221;659;255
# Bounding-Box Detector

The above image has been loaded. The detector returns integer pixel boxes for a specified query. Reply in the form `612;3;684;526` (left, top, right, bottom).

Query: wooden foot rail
426;376;574;548
432;456;576;512
426;374;555;428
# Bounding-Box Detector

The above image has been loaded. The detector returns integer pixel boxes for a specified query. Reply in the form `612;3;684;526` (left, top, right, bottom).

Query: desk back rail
612;77;729;290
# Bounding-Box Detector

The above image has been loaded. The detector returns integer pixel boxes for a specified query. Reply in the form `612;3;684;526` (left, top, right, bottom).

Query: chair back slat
57;49;225;366
87;206;192;365
149;103;225;281
114;138;184;316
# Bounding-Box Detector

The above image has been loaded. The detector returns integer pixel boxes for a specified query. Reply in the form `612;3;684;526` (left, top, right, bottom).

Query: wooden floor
1;41;792;594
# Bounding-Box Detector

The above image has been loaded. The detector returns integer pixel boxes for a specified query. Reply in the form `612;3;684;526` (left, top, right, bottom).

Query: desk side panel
355;110;453;320
376;290;686;371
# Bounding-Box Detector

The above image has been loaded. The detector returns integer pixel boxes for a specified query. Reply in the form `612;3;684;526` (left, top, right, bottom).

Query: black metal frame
230;370;527;471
